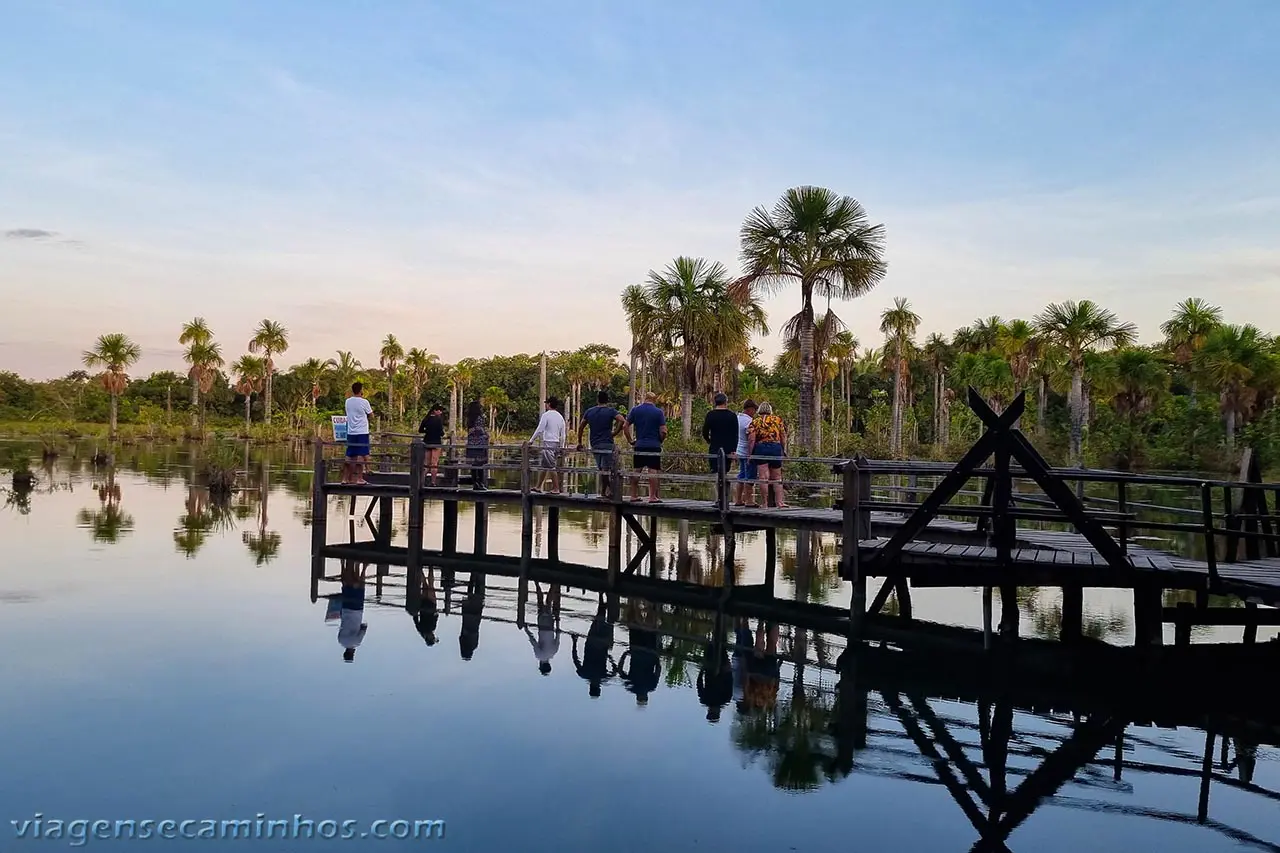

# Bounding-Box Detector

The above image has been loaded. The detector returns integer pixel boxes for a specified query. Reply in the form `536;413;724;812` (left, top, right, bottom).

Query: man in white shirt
530;395;567;494
342;382;375;485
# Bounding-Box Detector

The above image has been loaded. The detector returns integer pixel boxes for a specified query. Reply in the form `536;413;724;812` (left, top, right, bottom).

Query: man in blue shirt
576;390;626;499
624;392;667;502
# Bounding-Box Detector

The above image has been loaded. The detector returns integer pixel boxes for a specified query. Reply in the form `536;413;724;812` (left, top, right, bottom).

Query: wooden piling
310;439;327;579
999;584;1019;638
764;528;777;593
442;500;459;556
474;500;488;556
547;506;559;563
1061;586;1083;644
982;586;993;650
519;442;533;576
406;440;425;608
844;459;866;635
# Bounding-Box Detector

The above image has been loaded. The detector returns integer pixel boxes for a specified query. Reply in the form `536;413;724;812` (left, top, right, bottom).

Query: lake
1;441;1277;852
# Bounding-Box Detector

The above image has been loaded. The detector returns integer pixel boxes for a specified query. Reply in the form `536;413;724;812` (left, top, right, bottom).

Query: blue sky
2;0;1278;378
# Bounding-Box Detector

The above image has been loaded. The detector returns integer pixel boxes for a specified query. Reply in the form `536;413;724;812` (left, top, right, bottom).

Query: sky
2;0;1278;380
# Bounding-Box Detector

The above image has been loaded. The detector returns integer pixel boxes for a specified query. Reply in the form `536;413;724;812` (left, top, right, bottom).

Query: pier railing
310;418;1280;577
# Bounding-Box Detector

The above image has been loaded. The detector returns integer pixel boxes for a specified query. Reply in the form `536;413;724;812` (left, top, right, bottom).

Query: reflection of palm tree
242;459;280;564
77;502;134;544
174;486;237;557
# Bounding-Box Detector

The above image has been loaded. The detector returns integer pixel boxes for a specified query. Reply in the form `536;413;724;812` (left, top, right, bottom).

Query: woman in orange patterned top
745;402;787;508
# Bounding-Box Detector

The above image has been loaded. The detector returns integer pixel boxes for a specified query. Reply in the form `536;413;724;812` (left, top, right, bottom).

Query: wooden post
992;443;1014;565
377;496;393;547
474;500;488;556
1198;729;1215;824
982;586;993;650
999;583;1018;638
547;506;560;563
442;500;458;556
647;515;658;578
1116;480;1129;555
520;442;533;576
1061;585;1083;644
1174;601;1194;647
1244;601;1259;644
607;505;622;585
764;528;778;595
1201;482;1218;585
722;518;736;599
717;449;728;512
844;460;866;635
1133;582;1164;647
406;440;425;608
310;440;327;578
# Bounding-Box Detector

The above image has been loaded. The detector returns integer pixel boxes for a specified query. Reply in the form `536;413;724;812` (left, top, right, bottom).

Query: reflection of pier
311;389;1280;648
310;565;1280;851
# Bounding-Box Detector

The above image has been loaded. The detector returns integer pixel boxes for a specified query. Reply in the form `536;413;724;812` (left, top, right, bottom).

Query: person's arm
623;412;635;445
531;411;546;443
701;411;713;444
612;413;626;437
658;410;668;441
576;418;588;449
780;425;787;453
746;425;757;456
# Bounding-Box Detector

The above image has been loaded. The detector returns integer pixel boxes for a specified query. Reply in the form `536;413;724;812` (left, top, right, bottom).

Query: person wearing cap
530;395;567;494
701;392;739;506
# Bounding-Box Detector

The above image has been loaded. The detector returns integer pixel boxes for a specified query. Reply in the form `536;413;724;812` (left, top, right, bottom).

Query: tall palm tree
996;318;1038;428
828;331;859;435
1194;324;1275;448
404;348;439;424
448;361;474;438
780;311;844;450
1034;301;1136;465
247;320;289;425
82;333;142;440
379;334;405;421
921;333;951;448
622;282;663;406
230;355;266;430
1110;348;1169;421
879;298;921;457
185;340;225;433
1161;297;1223;402
179;317;213;419
738;186;887;451
642;256;767;439
327;350;362;398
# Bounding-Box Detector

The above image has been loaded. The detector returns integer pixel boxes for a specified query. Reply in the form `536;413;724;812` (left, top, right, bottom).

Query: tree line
2;187;1278;473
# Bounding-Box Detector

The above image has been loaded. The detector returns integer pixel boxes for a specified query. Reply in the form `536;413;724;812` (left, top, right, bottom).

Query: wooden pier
310;389;1280;648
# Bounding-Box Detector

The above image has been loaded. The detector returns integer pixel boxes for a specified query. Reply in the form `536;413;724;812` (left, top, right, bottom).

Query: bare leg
630;471;643;501
773;468;787;507
648;473;661;501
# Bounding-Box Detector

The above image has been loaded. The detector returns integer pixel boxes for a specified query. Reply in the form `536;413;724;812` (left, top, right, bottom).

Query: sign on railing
331;416;348;442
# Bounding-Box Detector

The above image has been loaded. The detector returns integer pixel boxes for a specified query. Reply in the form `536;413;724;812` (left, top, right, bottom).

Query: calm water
1;442;1277;852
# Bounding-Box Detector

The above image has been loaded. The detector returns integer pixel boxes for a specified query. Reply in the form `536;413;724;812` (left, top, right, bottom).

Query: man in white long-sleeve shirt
530;396;567;494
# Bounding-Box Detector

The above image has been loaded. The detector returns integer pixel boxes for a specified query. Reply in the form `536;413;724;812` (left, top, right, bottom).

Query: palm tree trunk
1037;375;1048;438
797;292;816;451
264;364;274;425
244;394;252;431
1225;406;1236;450
1069;366;1084;465
681;384;693;440
629;345;638;408
814;383;823;452
109;392;119;441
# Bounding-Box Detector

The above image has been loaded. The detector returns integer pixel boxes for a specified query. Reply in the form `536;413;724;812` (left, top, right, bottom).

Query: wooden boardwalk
311;389;1280;645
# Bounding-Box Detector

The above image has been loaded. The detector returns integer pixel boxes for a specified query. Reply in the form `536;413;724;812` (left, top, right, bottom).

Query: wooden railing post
1116;480;1129;555
717;449;728;513
844;458;866;634
1201;482;1218;585
1222;484;1237;563
310;439;327;578
519;442;534;576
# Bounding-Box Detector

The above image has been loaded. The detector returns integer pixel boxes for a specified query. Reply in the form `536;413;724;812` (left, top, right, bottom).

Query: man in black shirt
701;392;739;506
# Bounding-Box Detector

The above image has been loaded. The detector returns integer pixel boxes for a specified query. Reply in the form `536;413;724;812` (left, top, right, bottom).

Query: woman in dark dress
464;400;489;490
417;404;446;486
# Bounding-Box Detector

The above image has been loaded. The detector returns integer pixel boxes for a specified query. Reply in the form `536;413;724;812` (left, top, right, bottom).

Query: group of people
341;381;787;506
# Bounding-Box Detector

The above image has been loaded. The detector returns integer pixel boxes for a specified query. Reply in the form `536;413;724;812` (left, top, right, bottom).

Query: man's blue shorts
737;456;758;481
345;433;371;459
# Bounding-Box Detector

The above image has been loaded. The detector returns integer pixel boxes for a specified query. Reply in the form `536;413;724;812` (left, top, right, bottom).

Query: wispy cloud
5;228;57;240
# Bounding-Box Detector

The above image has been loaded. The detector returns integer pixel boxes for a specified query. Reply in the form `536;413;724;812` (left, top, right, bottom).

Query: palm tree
1161;297;1223;402
828;331;859;436
328;350;362;398
481;386;512;433
780;311;844;450
230;355;266;430
185;340;225;433
879;298;921;457
738;186;887;451
1194;324;1275;448
179;317;213;420
1034;300;1137;465
921;333;951;448
404;348;439;424
448;362;474;438
247;320;289;425
379;334;405;421
82;333;142;440
623;283;662;406
641;257;768;439
294;358;329;410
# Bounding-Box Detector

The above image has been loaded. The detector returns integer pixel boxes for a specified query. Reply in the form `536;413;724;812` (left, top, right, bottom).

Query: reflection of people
459;574;485;661
741;620;780;711
338;560;369;662
413;566;439;647
572;594;616;697
524;583;561;674
1226;738;1258;785
697;637;733;722
619;601;662;705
